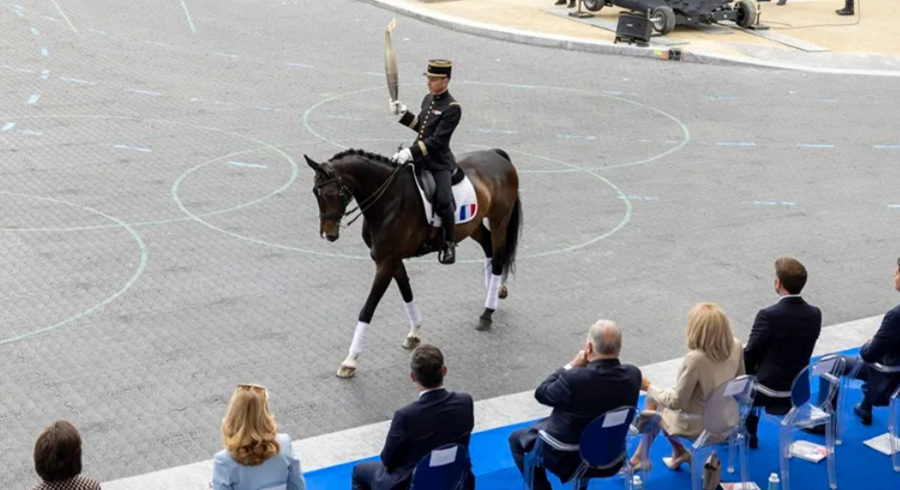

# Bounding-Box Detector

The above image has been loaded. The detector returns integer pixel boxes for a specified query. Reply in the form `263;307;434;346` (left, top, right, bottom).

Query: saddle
410;163;479;229
413;163;466;205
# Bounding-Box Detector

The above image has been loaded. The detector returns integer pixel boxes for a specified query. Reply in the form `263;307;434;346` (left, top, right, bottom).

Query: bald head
588;320;622;358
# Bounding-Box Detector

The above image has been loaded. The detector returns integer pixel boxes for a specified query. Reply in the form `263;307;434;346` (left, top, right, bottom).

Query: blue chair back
578;406;638;468
409;443;470;490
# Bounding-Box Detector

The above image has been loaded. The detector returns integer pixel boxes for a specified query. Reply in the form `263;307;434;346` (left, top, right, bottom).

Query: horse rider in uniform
390;59;462;265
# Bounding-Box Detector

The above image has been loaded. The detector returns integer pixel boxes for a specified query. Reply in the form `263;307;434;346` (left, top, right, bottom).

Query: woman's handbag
703;450;722;490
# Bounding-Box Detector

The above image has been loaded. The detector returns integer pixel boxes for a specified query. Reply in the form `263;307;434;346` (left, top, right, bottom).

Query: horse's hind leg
475;223;508;299
394;261;422;350
338;259;396;378
478;224;509;332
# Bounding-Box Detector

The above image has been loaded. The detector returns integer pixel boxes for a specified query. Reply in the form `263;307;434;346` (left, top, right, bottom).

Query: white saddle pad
411;165;478;228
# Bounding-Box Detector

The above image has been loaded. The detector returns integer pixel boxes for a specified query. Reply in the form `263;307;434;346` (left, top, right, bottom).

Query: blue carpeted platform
306;349;900;489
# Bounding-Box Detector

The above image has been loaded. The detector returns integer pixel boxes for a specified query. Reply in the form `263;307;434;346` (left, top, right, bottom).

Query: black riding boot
836;0;853;15
439;215;456;265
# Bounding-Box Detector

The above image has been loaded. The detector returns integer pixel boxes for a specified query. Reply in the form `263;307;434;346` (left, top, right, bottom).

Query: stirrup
439;243;456;265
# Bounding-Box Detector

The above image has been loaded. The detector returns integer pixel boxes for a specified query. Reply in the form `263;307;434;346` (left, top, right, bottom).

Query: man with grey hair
508;320;642;490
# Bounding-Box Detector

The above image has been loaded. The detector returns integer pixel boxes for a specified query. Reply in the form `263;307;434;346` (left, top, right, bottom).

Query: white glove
389;99;407;116
391;148;413;164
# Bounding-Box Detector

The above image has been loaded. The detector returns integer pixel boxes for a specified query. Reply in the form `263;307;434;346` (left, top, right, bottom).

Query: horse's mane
329;148;399;168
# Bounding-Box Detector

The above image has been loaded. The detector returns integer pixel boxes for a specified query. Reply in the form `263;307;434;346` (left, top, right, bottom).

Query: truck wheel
583;0;604;11
651;6;676;34
736;0;757;27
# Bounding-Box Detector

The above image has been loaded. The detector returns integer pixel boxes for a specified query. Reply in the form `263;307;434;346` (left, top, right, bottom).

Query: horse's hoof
498;285;508;299
336;365;357;378
476;317;492;331
402;336;421;350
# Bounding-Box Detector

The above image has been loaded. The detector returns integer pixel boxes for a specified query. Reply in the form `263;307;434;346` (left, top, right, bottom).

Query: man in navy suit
831;257;900;425
351;344;474;490
744;257;822;448
508;320;642;490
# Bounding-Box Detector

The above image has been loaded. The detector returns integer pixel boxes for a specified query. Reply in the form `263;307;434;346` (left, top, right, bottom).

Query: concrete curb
355;0;900;77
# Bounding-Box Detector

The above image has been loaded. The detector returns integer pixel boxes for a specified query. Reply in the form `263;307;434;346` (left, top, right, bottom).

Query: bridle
313;159;410;228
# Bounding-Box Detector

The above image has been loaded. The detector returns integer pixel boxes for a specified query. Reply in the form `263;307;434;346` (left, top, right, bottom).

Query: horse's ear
304;155;321;172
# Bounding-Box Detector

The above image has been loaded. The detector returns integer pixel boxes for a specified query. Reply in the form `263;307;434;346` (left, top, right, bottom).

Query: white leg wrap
485;274;502;310
349;321;369;355
404;300;422;328
484;258;493;289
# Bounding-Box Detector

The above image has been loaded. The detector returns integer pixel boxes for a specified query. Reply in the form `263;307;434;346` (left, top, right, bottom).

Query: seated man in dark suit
508;320;642;490
351;344;475;490
744;257;822;448
829;257;900;425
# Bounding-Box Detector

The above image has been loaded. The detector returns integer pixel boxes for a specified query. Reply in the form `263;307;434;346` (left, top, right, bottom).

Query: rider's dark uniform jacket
398;91;461;171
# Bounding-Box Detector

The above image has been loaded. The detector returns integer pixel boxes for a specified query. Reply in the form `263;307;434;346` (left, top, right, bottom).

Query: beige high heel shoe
662;451;692;470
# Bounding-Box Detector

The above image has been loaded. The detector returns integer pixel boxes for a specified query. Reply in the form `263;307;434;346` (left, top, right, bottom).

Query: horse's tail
502;194;522;283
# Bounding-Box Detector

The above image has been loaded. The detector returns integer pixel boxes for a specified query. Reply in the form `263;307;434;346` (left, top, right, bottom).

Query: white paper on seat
429;446;458;467
813;358;837;376
602;409;630;428
723;378;749;397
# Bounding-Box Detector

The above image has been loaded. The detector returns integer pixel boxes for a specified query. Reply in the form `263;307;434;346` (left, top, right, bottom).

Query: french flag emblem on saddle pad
458;203;476;221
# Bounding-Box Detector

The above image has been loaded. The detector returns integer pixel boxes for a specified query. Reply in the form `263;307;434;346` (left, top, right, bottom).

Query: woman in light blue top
212;384;306;490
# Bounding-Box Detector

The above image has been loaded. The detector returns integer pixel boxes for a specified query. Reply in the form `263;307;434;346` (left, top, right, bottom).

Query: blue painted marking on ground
27;94;40;104
30;27;40;36
123;88;162;96
476;128;517;135
3;65;35;74
40;47;48;56
1;122;17;132
228;161;267;169
41;69;49;80
112;144;152;153
797;144;835;149
873;145;900;150
888;205;900;209
60;77;95;85
754;201;796;206
13;9;24;18
286;62;315;68
556;134;597;141
717;141;756;147
618;195;659;201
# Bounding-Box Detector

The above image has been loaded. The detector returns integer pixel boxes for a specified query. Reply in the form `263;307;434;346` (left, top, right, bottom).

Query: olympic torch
385;18;400;114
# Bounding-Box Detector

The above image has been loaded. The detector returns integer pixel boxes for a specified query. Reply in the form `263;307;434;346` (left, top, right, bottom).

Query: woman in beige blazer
631;302;745;471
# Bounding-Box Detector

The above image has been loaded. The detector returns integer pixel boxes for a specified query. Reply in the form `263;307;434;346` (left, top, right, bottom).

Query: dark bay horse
305;148;522;378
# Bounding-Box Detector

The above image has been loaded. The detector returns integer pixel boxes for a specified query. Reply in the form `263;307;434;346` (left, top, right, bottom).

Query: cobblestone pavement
1;0;899;486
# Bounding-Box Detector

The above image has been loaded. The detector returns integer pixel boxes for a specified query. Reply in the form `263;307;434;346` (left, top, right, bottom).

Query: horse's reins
316;159;411;228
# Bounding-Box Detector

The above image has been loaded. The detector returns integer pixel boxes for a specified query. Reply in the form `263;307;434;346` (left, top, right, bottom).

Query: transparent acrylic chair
779;354;846;490
523;406;659;489
669;375;757;490
839;356;900;472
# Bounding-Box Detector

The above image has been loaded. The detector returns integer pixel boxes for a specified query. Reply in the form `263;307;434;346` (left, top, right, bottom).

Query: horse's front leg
337;259;397;378
394;261;423;350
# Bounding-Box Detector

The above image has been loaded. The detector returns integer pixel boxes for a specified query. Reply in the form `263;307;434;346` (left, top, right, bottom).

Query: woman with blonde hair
212;384;306;490
630;302;745;471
